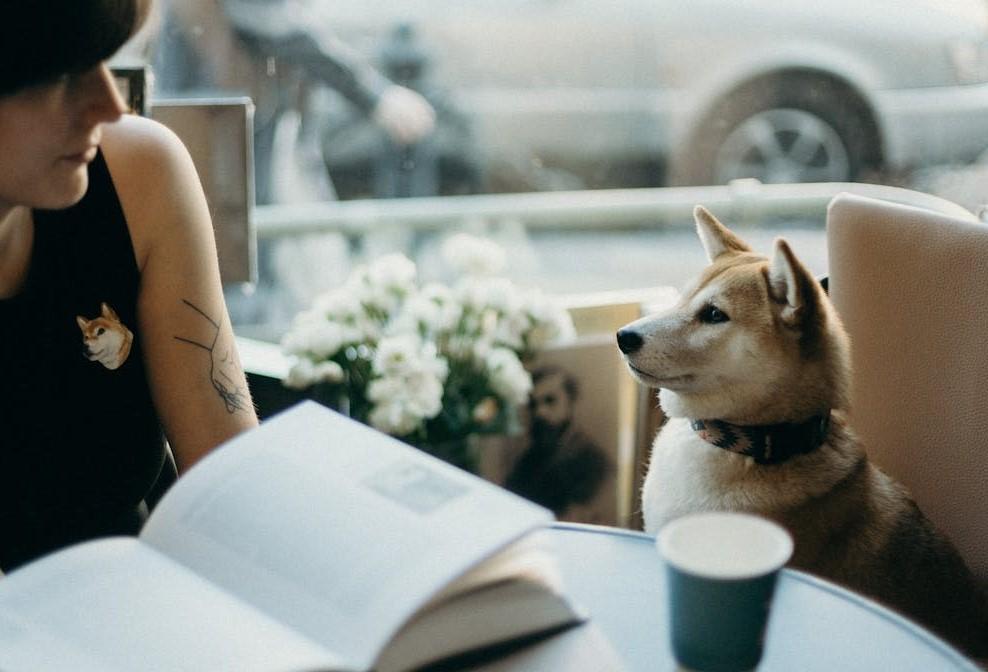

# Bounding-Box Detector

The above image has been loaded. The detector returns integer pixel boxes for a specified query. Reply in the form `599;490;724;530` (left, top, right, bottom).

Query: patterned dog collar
689;413;831;465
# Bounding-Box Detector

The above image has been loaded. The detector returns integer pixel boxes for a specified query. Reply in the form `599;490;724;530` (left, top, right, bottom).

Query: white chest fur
640;418;772;533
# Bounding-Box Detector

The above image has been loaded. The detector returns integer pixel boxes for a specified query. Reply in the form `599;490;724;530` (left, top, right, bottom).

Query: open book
0;401;587;672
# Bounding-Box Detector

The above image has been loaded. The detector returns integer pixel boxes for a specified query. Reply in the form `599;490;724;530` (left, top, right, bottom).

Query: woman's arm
101;114;258;472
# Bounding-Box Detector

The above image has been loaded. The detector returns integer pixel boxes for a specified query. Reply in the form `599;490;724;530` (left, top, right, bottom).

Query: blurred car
306;0;988;195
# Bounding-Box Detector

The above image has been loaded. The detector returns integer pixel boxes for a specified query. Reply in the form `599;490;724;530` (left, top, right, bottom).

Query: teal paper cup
657;512;793;672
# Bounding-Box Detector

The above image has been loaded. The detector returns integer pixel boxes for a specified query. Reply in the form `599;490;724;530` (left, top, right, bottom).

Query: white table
539;523;981;671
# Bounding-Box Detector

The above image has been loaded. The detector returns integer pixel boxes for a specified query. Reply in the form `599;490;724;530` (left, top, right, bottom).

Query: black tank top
0;149;166;569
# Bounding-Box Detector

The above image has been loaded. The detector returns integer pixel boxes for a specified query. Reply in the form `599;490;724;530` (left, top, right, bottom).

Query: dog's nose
616;328;643;354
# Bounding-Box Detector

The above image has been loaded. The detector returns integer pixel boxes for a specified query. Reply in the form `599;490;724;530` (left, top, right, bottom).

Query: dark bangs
0;0;149;96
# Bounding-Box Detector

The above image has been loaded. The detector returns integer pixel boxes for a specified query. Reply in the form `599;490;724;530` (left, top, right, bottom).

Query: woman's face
0;63;127;214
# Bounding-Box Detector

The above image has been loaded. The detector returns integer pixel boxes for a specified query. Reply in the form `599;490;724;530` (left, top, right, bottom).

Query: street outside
231;156;988;343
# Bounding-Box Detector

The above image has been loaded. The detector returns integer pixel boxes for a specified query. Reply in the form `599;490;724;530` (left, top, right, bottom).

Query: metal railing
252;180;975;240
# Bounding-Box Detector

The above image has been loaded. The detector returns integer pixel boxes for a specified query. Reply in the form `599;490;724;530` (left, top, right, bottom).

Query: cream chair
826;192;988;588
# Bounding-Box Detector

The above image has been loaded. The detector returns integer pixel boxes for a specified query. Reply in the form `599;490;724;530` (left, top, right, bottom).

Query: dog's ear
76;315;89;331
694;205;751;262
768;238;818;327
100;302;119;322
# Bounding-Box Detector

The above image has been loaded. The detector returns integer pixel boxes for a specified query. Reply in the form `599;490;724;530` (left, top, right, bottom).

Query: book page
424;536;563;607
377;568;583;672
0;538;344;672
141;402;553;671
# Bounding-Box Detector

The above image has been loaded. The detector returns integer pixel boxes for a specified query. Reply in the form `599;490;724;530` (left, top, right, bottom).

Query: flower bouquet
281;234;575;471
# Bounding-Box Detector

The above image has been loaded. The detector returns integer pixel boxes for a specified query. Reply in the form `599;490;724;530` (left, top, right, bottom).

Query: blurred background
114;0;988;341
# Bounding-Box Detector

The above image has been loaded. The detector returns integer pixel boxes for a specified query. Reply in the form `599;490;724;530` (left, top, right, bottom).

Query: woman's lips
63;146;97;163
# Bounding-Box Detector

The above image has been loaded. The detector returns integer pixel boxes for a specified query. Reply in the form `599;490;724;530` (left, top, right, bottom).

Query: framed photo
479;291;670;528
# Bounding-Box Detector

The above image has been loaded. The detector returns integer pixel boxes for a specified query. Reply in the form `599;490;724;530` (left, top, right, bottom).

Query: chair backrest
826;192;988;586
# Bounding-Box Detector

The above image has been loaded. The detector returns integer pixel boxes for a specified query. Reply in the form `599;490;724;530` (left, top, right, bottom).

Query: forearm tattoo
173;299;250;414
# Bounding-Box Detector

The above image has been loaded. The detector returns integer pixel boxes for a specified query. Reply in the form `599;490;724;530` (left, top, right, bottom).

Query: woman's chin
43;173;89;210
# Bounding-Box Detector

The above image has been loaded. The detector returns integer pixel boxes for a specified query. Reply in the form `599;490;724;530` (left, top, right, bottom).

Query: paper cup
657;512;793;672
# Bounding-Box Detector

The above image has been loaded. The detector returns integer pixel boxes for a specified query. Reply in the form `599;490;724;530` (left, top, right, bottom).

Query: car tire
669;74;881;186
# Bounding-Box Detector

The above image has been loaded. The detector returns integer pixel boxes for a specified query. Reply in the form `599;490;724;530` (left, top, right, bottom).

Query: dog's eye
698;305;729;324
96;327;105;336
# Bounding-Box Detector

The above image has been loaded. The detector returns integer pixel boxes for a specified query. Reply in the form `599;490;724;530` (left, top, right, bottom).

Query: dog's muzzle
616;328;643;355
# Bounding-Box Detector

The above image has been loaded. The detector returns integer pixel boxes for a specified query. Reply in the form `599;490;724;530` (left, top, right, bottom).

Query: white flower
346;254;417;315
366;253;417;289
366;376;406;406
324;255;410;325
367;399;423;436
365;334;449;435
485;348;533;405
367;370;445;434
492;310;528;350
368;370;443;415
307;321;347;358
421;283;463;330
442;233;506;276
405;372;445;417
284;358;318;389
372;335;421;375
283;358;344;389
281;313;348;359
524;294;576;349
373;334;448;380
470;335;494;363
312;360;345;383
281;242;574;443
348;253;415;290
390;283;463;337
456;277;520;314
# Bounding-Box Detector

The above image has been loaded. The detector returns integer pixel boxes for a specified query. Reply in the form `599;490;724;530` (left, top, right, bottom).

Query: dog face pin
76;302;133;370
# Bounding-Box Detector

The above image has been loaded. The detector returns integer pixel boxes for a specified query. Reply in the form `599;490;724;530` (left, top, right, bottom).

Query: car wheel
670;74;881;185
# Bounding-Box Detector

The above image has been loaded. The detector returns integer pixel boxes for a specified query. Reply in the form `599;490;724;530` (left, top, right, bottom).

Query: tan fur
620;206;988;657
76;302;133;371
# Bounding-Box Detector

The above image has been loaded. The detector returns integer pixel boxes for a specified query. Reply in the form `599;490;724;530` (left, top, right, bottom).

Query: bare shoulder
101;113;191;171
99;115;209;268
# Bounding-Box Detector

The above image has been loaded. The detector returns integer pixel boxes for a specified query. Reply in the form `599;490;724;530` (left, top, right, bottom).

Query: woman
0;0;258;570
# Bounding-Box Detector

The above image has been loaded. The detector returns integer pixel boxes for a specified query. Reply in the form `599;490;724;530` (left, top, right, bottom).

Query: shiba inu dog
77;302;133;371
616;206;988;657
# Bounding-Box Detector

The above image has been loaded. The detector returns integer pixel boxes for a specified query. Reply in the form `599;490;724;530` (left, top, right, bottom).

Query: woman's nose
78;64;128;123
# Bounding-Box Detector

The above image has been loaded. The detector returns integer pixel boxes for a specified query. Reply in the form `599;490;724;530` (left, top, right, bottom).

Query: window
118;0;988;339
